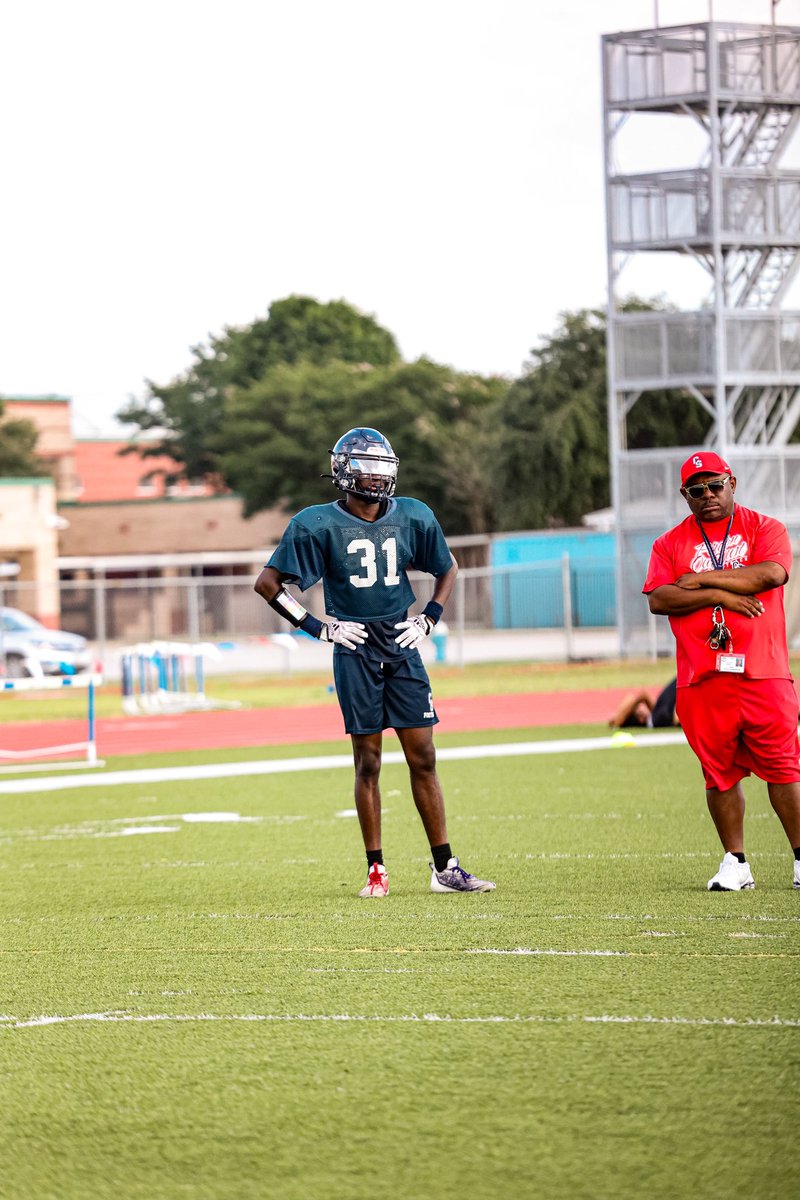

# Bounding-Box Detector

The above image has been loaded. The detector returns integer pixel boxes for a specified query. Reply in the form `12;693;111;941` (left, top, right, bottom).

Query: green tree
216;358;505;535
223;295;400;373
493;306;709;529
116;296;400;482
0;401;46;477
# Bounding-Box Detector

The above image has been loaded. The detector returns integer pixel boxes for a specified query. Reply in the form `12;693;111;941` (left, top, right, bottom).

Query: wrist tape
268;588;324;638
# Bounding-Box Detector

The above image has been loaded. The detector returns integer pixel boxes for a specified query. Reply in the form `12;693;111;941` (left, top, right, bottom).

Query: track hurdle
0;673;105;773
120;641;239;716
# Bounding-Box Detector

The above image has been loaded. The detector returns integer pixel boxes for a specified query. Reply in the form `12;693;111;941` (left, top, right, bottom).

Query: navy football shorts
333;651;438;735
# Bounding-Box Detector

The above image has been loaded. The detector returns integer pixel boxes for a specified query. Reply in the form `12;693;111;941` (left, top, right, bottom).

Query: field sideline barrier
0;672;105;773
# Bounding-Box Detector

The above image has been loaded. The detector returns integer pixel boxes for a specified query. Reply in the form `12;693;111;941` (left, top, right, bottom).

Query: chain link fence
0;557;620;675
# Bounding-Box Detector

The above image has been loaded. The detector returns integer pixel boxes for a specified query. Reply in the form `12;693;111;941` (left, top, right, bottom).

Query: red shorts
676;675;800;791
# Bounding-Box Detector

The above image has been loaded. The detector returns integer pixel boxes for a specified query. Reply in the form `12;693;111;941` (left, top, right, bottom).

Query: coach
643;451;800;892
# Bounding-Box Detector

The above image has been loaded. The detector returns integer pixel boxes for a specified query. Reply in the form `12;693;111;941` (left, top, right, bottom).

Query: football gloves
393;614;434;650
319;619;368;650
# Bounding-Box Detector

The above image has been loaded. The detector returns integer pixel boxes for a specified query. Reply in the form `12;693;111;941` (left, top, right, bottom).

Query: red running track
0;688;637;758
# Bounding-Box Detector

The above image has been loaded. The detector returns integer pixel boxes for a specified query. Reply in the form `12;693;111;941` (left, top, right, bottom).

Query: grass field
1;708;798;1200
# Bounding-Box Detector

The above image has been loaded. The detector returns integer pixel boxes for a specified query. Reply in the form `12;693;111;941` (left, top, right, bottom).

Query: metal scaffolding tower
602;18;800;656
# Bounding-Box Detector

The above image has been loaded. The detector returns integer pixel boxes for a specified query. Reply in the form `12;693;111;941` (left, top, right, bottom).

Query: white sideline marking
467;948;628;957
1;1009;797;1030
181;812;260;823
116;826;181;836
4;811;262;843
0;732;688;795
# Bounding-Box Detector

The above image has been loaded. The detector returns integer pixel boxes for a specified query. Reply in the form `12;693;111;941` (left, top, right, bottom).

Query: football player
255;426;496;898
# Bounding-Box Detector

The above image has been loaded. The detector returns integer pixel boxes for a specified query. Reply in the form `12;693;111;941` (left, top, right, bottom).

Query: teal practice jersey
267;497;453;649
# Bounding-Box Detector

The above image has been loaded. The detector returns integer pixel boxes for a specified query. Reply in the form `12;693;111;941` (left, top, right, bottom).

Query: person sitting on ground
608;678;679;729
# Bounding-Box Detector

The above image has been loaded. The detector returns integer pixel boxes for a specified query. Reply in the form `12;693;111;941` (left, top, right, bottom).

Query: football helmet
329;427;399;502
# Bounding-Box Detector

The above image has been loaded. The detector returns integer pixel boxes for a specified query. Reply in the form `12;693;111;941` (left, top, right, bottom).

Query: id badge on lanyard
701;517;746;674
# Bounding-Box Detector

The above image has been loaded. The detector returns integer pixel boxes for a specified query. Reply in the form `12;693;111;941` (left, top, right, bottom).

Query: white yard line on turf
1;1009;797;1029
0;732;687;794
467;948;629;956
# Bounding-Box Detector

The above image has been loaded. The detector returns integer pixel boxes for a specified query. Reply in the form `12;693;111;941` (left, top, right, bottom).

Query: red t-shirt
643;504;792;686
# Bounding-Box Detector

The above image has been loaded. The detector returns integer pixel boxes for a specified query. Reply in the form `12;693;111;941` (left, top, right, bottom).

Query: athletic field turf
1;721;797;1198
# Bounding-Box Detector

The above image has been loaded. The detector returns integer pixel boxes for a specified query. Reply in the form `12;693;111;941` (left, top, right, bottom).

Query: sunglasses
682;475;730;500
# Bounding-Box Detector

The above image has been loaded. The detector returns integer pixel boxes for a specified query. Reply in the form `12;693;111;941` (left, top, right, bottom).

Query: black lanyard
696;511;734;571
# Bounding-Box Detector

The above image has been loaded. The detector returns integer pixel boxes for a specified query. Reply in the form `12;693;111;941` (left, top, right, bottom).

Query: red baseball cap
680;451;732;487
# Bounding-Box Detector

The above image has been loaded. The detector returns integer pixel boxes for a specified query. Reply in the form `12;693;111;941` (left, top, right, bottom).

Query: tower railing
603;19;800;656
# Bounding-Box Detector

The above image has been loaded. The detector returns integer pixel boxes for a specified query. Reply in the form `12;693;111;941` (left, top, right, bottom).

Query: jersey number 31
348;537;400;588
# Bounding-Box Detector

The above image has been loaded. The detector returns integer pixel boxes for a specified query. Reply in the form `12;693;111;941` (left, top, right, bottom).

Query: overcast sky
2;0;797;436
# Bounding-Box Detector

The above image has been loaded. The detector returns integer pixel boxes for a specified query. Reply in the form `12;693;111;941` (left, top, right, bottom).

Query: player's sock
431;843;452;873
367;849;384;867
793;847;800;860
733;852;747;863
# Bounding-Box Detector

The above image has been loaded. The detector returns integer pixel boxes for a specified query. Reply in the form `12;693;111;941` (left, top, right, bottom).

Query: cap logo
692;455;703;469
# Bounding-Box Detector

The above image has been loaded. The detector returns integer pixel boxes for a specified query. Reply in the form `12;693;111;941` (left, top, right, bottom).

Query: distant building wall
0;478;60;624
3;395;76;500
73;440;220;502
58;495;291;558
4;399;222;503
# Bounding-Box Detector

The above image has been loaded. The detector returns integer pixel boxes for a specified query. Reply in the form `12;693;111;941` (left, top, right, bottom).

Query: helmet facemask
330;429;399;503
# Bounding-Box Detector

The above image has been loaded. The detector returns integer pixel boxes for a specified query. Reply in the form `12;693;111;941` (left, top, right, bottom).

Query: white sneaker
707;852;755;892
430;857;495;893
358;862;389;898
793;860;800;890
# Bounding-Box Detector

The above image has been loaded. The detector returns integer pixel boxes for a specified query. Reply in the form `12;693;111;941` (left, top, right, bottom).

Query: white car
0;607;92;678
